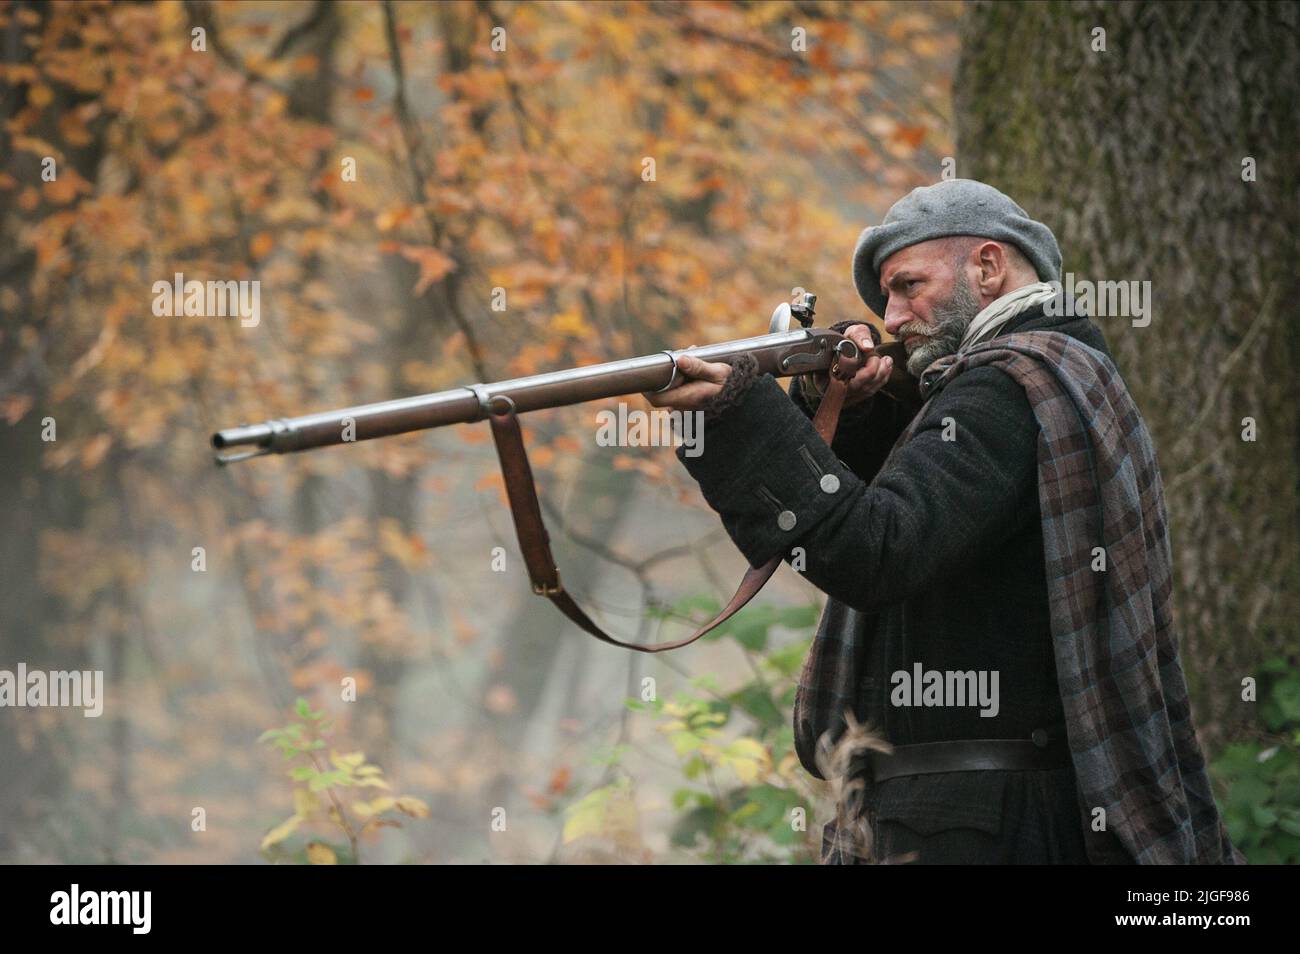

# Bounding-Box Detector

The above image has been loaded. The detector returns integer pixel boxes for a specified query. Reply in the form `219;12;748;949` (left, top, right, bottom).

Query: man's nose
883;301;909;335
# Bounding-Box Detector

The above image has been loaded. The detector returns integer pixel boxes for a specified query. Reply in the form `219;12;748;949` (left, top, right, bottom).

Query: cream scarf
959;281;1058;352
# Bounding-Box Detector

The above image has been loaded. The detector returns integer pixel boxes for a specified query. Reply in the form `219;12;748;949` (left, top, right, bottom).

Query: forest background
1;0;1296;864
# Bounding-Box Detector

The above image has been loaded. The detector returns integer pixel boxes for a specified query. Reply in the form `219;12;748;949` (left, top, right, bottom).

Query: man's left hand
642;354;732;412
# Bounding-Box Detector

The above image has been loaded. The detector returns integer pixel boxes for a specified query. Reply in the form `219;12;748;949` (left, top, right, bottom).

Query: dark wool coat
676;303;1204;864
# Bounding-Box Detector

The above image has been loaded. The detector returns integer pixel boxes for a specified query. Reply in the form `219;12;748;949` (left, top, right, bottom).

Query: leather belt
866;732;1071;784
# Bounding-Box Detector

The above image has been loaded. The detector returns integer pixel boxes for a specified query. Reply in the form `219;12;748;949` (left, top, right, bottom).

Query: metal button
777;510;797;531
820;474;840;494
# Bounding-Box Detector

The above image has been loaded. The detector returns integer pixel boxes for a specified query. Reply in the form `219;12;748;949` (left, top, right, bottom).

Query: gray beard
902;278;983;378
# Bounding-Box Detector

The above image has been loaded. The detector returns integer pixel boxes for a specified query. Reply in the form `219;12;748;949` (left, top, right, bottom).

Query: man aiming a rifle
644;179;1241;865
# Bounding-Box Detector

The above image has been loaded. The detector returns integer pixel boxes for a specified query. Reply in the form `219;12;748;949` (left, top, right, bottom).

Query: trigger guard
832;337;866;380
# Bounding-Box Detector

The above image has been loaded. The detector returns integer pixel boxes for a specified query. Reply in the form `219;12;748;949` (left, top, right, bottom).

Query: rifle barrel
211;328;842;463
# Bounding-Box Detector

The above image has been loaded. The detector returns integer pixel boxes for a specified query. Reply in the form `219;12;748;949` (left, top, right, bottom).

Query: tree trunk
955;0;1300;747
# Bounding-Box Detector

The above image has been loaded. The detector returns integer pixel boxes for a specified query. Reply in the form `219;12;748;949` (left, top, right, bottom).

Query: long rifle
212;294;873;652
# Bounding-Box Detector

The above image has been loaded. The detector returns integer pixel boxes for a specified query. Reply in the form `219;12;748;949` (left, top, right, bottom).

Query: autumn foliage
0;0;955;862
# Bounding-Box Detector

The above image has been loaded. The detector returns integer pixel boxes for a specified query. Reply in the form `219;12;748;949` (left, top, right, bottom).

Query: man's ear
974;241;1009;299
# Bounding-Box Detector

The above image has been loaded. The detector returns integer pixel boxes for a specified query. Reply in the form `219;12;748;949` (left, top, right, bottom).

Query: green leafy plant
258;698;430;864
565;596;826;864
1212;657;1300;864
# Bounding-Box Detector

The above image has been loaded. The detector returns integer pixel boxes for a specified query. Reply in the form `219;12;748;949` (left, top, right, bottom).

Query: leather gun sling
486;360;860;653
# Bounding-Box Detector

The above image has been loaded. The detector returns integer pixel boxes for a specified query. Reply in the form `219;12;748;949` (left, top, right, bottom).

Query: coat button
777;510;797;531
820;474;840;494
1031;728;1049;748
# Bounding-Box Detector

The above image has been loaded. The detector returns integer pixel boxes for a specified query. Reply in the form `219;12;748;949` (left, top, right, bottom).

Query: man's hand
807;324;894;408
642;353;730;412
643;327;896;413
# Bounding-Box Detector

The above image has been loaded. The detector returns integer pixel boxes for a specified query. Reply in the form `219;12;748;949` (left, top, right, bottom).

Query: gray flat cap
851;179;1062;317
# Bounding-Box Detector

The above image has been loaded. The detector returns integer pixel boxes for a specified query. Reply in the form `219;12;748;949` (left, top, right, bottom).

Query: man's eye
907;280;922;290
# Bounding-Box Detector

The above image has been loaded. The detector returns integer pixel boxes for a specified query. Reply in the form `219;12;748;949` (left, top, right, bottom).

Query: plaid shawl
796;330;1242;864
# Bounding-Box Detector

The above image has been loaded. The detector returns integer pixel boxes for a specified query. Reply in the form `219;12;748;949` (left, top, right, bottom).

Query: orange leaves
10;133;63;163
474;468;506;502
376;209;460;293
548;308;590;337
435;67;502;105
613;452;669;482
819;20;853;45
601;17;640;57
375;206;415;232
397;244;458;296
885;11;939;43
808;44;834;71
79;433;112;470
180;189;212;222
145;347;188;387
890;125;929;150
144;116;184;148
524;765;573;810
548;765;573;796
40;168;92;207
249;232;275;260
26;205;76;271
532;217;566;264
907;33;956;60
551;433;583;455
378;519;430;570
0;62;38;85
446;605;479;647
375;239;459;295
0;394;33;425
27;83;54;108
399;359;445;393
428;184;476;218
487;261;567;310
527;444;556;469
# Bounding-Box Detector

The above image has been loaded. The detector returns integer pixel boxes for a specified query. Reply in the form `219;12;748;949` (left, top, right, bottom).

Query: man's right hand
806;324;895;408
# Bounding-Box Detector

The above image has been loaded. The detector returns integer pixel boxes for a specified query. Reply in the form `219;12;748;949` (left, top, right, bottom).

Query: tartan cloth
796;330;1243;864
